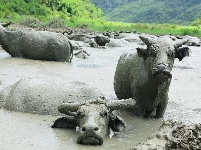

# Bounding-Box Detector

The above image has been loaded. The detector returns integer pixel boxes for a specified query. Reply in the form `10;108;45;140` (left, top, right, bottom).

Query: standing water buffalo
0;78;135;145
114;34;190;118
0;24;73;62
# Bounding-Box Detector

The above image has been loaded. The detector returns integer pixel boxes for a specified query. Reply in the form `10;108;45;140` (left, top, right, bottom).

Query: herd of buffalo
0;22;200;147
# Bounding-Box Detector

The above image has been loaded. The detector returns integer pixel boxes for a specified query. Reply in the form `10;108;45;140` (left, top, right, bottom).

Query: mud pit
0;39;201;149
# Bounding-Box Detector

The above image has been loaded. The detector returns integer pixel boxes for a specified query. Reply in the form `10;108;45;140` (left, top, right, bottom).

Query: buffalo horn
106;98;136;111
174;38;189;48
139;34;156;46
58;103;80;114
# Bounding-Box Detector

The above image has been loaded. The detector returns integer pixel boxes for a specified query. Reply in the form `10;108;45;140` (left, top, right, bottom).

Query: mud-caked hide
94;36;110;46
0;25;73;62
54;98;135;145
0;77;135;146
114;34;190;118
0;78;104;115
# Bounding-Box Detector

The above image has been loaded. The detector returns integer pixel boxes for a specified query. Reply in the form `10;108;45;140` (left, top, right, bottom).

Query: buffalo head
137;35;190;82
52;98;135;145
94;36;110;46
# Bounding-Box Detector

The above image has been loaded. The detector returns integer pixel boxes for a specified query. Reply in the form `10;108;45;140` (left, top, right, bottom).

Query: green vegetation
0;0;201;37
89;21;201;37
0;0;104;26
90;0;201;25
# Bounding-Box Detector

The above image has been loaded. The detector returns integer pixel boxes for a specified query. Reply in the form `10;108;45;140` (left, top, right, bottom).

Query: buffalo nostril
81;127;99;132
155;64;166;71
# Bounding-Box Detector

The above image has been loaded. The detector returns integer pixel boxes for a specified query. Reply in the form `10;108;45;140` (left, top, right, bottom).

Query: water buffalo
67;34;89;41
184;35;201;46
94;36;110;46
103;31;119;38
114;34;190;118
0;25;73;62
54;97;135;145
106;38;130;47
0;78;135;145
1;22;12;27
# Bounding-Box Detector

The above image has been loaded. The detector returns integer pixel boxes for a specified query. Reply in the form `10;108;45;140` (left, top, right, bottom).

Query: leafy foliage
20;16;46;28
37;0;104;19
0;0;104;22
1;0;201;37
0;0;49;17
90;0;201;25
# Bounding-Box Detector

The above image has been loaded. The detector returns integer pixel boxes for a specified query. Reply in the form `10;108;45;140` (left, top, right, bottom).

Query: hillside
0;0;104;25
90;0;201;25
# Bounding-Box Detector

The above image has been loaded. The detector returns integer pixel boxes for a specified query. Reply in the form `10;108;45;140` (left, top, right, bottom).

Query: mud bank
0;38;201;149
132;120;201;149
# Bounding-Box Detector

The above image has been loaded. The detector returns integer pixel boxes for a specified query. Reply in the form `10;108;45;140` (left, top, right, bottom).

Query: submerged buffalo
94;36;110;46
114;34;190;118
0;24;73;62
54;97;135;145
0;78;135;145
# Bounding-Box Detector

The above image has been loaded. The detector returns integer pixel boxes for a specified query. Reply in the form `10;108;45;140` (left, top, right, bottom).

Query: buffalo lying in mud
0;78;135;145
0;24;73;62
114;34;190;118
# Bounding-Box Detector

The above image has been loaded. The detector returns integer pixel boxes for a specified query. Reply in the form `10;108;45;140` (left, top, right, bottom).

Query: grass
89;21;201;37
1;16;201;37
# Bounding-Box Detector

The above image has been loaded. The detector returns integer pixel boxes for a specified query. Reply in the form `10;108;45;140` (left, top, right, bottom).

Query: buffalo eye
150;51;157;57
100;111;108;118
77;111;85;117
167;51;174;58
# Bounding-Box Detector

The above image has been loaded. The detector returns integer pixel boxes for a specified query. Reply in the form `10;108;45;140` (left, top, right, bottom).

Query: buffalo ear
51;116;76;128
109;113;126;133
137;47;149;60
175;47;190;61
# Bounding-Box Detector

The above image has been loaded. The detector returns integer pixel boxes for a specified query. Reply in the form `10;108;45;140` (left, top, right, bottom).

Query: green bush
20;16;45;28
133;24;149;29
47;17;67;28
191;19;201;26
180;28;194;36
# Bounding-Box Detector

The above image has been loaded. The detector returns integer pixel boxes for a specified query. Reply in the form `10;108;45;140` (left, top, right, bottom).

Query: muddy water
0;42;201;149
166;46;201;124
0;109;161;150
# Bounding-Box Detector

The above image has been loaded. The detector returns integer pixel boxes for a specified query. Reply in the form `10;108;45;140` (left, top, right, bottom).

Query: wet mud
0;109;161;150
0;40;201;149
132;120;201;149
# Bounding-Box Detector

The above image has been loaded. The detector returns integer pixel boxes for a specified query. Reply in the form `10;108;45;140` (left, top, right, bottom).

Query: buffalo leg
133;105;145;117
155;96;168;118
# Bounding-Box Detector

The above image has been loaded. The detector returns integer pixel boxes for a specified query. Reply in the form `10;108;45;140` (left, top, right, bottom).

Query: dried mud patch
132;120;201;150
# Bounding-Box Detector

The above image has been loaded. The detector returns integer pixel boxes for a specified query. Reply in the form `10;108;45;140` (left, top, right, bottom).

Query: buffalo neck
0;27;9;52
